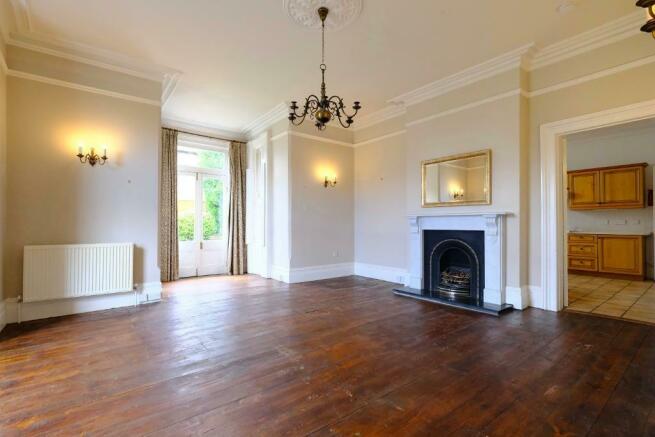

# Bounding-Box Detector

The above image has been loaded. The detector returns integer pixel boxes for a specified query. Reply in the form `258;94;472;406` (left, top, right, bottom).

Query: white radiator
23;243;134;303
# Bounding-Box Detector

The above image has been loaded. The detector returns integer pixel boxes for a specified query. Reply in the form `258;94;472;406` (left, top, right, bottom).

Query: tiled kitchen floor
567;274;655;324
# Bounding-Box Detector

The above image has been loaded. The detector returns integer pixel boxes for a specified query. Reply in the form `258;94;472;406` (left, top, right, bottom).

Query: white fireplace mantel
406;212;509;306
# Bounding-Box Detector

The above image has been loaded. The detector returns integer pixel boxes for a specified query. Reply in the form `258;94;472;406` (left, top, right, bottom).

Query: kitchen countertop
568;231;653;237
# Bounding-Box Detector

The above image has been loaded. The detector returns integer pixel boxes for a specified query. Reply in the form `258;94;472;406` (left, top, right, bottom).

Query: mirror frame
421;149;492;207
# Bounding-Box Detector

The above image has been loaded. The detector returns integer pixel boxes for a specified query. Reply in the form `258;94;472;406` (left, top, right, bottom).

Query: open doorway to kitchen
563;118;655;324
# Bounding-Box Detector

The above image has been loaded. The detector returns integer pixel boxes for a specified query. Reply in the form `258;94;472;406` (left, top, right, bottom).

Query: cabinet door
568;171;599;209
599;166;644;208
598;236;644;276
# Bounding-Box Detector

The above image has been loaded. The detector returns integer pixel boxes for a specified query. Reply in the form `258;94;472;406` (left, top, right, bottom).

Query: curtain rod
165;127;245;143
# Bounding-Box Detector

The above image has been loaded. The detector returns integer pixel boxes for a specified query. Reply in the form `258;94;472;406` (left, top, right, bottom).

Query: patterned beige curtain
227;141;247;275
159;128;179;282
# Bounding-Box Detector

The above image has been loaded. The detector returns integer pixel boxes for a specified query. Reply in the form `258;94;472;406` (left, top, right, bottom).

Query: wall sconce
637;0;655;38
76;145;108;166
451;188;465;200
324;175;337;188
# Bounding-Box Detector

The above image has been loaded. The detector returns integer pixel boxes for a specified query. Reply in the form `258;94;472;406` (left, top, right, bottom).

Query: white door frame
540;99;655;312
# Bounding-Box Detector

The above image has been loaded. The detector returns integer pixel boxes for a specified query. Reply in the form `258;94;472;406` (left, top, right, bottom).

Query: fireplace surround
394;213;513;316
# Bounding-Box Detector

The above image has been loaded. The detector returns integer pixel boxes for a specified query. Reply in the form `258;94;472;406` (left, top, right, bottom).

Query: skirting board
529;286;545;310
506;286;530;310
4;282;162;324
288;263;354;284
353;263;407;285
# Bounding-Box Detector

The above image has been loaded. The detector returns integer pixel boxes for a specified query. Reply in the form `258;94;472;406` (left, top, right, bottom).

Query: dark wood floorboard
1;275;654;436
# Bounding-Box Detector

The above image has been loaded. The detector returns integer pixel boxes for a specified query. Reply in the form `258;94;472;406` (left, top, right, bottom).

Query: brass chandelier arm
287;6;362;131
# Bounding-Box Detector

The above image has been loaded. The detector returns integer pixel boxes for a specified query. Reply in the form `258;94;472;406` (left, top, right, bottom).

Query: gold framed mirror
422;149;491;207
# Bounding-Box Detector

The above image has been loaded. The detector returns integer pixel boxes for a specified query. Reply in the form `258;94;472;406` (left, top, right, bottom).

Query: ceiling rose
284;0;363;30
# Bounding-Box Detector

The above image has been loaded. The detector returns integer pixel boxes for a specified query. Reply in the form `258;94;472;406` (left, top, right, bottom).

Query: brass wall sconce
637;0;655;38
77;146;108;166
324;175;337;188
451;188;465;200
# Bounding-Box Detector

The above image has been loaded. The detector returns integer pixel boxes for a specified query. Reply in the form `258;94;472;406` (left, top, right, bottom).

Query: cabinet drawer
568;257;598;272
568;234;597;244
569;244;597;258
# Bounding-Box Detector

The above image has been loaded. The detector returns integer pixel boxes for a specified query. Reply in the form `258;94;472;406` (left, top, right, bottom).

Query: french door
178;171;229;278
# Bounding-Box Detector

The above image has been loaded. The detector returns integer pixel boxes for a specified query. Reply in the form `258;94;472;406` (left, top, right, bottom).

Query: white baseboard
271;264;291;283
288;263;354;284
4;282;162;324
0;299;6;333
506;286;530;310
353;263;407;284
528;285;545;310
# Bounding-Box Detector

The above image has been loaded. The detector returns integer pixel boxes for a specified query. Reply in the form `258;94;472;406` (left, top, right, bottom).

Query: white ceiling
15;0;637;133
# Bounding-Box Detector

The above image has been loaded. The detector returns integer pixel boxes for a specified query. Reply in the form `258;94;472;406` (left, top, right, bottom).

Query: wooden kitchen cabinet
568;171;599;210
568;233;646;280
597;235;645;277
568;163;647;210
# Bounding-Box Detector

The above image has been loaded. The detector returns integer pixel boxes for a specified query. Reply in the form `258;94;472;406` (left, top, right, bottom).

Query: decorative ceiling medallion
284;0;362;30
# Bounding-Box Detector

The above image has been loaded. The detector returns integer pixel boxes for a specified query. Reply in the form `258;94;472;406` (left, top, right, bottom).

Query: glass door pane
178;172;199;278
202;176;224;241
177;173;197;241
198;174;228;276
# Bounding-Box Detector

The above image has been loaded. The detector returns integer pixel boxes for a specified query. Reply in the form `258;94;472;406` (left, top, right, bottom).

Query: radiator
23;243;134;303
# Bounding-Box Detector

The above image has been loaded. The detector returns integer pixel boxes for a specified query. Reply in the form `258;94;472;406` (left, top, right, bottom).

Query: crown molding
8;69;161;106
7;32;180;83
388;43;535;108
244;102;290;138
162;117;247;142
354;104;406;131
527;10;644;71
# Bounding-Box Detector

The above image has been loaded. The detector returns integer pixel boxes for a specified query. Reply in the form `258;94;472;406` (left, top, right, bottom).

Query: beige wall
354;133;406;268
290;135;354;268
0;60;6;302
353;33;655;298
405;94;525;288
528;54;655;287
4;77;161;298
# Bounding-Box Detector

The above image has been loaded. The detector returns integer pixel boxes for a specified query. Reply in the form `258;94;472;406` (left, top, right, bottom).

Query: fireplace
424;230;484;305
393;213;513;316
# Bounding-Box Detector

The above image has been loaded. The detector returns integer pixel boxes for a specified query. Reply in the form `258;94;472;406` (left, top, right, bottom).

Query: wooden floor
1;275;654;436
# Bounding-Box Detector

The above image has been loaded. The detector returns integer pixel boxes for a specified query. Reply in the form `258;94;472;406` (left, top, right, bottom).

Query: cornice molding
358;11;647;132
162;117;247;142
271;131;353;148
388;44;535;108
355;104;406;131
7;32;180;83
8;69;161;106
527;10;644;71
244;102;290;139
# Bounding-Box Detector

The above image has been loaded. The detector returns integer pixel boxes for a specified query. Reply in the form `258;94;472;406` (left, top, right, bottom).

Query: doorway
540;99;655;313
176;136;230;278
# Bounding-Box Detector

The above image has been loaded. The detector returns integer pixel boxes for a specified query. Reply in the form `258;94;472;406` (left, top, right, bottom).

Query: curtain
227;141;247;275
159;128;179;282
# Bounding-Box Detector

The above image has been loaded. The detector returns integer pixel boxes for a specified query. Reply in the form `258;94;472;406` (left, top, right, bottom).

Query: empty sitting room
1;1;655;435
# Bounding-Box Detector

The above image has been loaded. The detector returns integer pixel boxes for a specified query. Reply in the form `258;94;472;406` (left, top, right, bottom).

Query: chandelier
288;7;361;131
637;0;655;38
